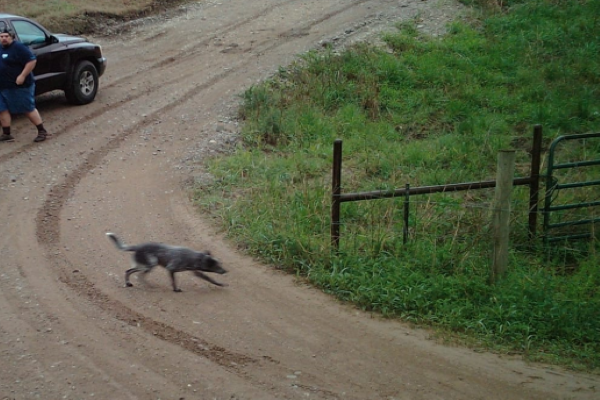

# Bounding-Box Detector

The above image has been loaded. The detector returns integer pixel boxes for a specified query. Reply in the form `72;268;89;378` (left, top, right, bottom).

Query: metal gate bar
542;132;600;246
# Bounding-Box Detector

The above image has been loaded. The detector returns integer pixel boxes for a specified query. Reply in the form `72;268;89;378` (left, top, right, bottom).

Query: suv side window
12;20;47;47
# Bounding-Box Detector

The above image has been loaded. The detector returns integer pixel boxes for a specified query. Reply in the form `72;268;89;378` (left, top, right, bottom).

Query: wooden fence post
491;150;516;284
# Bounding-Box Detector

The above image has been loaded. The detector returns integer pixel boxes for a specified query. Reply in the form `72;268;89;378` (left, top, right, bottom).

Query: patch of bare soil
1;1;598;399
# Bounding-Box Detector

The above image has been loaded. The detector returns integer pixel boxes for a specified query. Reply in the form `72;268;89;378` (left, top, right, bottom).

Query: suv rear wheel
65;61;99;105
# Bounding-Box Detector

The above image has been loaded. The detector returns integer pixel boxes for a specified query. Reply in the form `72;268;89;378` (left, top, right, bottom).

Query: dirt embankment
1;1;598;399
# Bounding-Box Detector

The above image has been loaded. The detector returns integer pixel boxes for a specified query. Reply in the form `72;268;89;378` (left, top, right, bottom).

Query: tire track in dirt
103;0;372;88
31;0;376;383
1;0;298;163
102;0;295;87
34;66;248;371
0;0;371;165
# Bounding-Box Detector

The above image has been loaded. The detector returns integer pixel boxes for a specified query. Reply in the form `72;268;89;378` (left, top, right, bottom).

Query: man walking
0;28;49;143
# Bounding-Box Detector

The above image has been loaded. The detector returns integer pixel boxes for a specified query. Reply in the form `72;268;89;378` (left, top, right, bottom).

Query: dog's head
198;252;227;274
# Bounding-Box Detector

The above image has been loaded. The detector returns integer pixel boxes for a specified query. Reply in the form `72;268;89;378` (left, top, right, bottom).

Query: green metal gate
543;132;600;246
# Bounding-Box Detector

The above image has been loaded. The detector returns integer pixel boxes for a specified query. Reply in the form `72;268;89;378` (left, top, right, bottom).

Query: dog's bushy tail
106;232;134;251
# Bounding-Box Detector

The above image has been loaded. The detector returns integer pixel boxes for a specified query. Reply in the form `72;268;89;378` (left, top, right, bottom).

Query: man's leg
0;110;14;142
25;109;49;142
25;108;43;126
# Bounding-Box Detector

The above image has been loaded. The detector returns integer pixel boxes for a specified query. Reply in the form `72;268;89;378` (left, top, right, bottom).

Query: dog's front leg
193;271;227;287
169;270;182;292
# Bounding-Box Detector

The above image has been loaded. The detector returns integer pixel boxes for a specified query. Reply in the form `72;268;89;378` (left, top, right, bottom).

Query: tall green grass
192;0;600;370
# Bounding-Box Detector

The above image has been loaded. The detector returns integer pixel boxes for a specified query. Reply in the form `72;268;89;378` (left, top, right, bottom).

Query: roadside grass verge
191;0;600;370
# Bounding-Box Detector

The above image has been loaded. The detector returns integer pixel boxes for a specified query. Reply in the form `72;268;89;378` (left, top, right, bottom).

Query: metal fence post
403;183;410;244
331;139;343;250
528;125;543;239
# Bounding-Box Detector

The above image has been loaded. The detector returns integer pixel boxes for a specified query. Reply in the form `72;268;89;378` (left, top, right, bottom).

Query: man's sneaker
0;134;15;142
33;131;49;142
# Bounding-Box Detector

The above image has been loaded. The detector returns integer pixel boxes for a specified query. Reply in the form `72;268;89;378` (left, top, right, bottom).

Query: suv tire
65;61;99;105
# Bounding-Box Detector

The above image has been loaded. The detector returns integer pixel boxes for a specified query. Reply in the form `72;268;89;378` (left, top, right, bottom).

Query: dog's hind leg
125;265;144;287
126;254;158;288
192;271;227;287
125;262;153;287
169;270;182;292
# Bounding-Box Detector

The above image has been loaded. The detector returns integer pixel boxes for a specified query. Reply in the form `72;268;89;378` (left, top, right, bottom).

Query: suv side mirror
48;35;59;44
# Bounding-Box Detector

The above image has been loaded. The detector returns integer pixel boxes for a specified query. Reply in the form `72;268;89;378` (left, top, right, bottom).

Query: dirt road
1;0;598;399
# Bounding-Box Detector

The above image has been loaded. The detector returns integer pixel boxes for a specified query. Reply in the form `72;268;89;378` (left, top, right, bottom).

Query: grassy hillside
192;0;600;370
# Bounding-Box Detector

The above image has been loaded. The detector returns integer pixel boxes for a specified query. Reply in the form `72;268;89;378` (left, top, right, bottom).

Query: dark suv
0;14;107;105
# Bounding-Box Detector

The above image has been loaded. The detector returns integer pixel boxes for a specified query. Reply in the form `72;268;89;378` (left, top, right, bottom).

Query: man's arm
16;59;36;85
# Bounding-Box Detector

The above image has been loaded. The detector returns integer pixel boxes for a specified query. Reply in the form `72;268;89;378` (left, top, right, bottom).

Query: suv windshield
13;20;46;46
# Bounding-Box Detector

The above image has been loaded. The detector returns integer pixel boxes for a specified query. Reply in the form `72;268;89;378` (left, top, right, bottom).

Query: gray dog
106;233;227;292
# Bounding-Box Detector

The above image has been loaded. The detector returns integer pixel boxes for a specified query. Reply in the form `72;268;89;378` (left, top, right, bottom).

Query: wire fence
330;127;600;266
335;186;599;266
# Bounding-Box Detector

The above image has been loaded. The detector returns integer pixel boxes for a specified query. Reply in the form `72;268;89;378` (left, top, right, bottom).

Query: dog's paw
173;288;182;292
126;282;133;287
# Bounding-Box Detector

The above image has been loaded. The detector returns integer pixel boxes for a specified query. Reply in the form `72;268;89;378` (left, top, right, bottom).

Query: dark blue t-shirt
0;40;36;89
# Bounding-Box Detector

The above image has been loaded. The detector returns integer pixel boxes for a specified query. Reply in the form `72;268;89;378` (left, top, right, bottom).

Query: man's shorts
0;85;36;114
